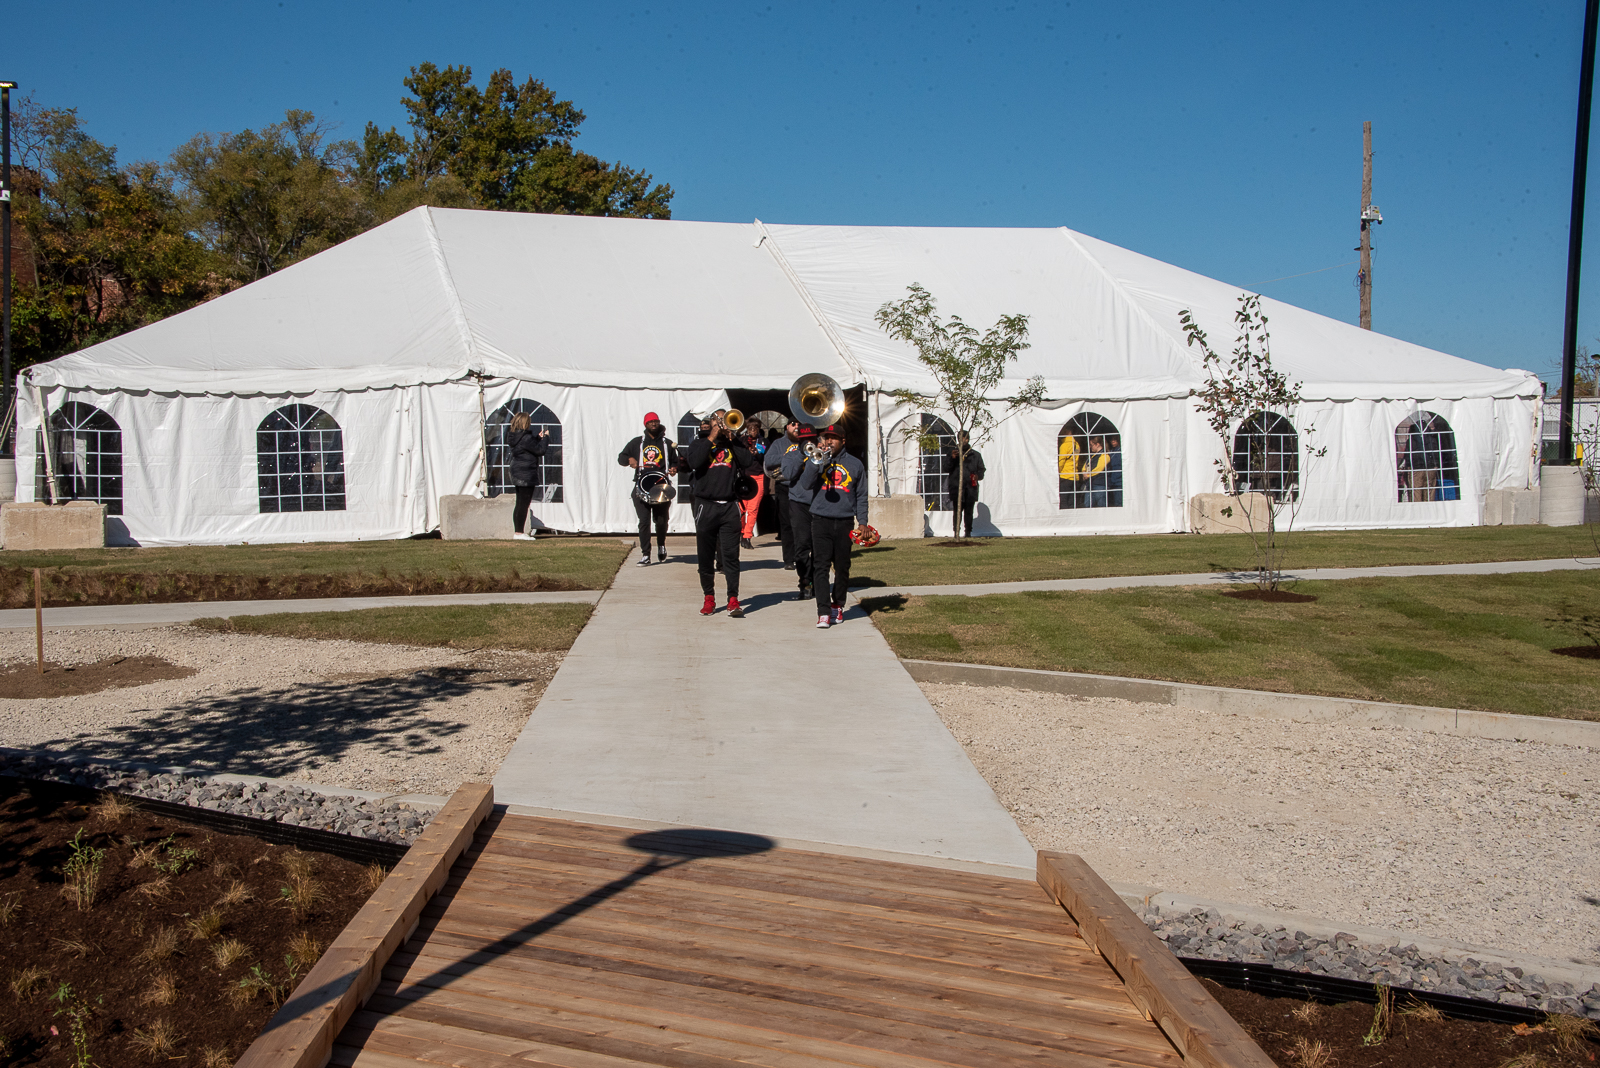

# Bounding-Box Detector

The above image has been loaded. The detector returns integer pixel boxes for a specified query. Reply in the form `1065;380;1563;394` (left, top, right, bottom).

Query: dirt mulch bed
0;657;196;700
1207;977;1599;1067
1222;589;1319;603
0;777;380;1067
1554;645;1600;660
0;568;586;610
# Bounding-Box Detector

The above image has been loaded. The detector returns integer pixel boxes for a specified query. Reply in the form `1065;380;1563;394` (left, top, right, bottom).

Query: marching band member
683;415;752;617
617;412;679;566
737;417;767;550
779;423;817;601
764;419;803;571
797;424;868;628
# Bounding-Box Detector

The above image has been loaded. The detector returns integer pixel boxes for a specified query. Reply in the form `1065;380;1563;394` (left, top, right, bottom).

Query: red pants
740;475;764;538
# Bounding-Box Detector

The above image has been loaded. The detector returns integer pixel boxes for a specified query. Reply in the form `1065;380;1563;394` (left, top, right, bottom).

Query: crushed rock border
1140;903;1600;1019
0;748;435;846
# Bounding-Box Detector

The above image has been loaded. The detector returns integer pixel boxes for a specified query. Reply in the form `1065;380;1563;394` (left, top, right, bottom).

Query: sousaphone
788;372;846;428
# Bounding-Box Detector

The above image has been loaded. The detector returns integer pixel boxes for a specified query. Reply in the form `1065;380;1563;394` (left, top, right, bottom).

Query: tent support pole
475;375;488;497
32;381;57;504
874;389;887;496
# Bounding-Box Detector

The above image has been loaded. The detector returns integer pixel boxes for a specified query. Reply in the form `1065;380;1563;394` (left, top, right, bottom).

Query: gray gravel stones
1138;904;1600;1019
0;750;431;845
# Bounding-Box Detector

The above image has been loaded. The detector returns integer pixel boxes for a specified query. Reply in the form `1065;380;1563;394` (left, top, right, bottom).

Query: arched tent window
486;399;563;502
1057;413;1123;509
1232;412;1299;501
1396;412;1460;502
40;402;123;515
677;410;702;496
890;414;955;512
258;404;345;513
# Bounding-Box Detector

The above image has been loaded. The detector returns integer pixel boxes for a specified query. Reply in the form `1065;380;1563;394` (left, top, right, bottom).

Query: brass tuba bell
788;372;846;428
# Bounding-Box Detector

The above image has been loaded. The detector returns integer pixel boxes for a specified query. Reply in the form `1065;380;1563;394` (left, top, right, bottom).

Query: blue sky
5;1;1592;380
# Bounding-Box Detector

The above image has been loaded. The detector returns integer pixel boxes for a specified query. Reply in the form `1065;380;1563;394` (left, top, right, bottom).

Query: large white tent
13;206;1540;545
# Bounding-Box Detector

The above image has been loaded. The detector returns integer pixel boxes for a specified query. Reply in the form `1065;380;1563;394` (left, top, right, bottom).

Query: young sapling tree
1180;293;1325;590
874;283;1044;541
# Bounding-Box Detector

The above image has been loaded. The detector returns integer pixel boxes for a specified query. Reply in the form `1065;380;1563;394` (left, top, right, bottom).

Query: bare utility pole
1358;121;1382;330
1559;0;1600;464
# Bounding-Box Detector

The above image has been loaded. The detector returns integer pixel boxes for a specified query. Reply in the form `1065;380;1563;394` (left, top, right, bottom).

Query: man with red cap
796;424;868;628
617;412;680;566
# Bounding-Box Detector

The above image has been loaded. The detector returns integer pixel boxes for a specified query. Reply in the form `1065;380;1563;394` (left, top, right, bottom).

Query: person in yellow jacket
1058;434;1108;508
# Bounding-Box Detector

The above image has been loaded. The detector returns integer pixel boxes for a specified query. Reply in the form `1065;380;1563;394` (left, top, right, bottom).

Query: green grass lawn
191;602;594;654
863;571;1600;719
849;525;1600;588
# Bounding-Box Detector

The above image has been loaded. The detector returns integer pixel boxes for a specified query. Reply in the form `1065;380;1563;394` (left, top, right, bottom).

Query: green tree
9;96;217;369
360;63;673;218
875;283;1043;541
170;110;373;281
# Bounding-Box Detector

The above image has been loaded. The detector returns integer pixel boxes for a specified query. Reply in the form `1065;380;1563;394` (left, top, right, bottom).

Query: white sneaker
816;614;831;629
512;532;530;540
636;556;650;567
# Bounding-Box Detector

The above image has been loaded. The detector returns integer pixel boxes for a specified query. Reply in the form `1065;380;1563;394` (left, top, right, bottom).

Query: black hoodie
682;435;752;501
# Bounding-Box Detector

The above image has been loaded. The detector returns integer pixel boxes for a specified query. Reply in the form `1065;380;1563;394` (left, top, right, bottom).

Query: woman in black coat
507;412;549;539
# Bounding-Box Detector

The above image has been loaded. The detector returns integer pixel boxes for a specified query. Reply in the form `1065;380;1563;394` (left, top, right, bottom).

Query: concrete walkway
0;589;602;631
492;542;1036;870
856;555;1600;600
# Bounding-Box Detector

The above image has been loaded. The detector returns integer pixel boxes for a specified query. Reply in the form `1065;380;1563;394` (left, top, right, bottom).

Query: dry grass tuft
212;939;248;969
51;937;93;960
0;892;22;926
362;862;389;893
127;841;161;870
1545;1011;1600;1053
210;859;240;879
141;973;177;1007
186;908;223;941
1399;996;1446;1024
280;849;316;880
129;1019;180;1058
136;875;173;900
279;872;326;920
8;966;47;1000
136;925;180;964
287;931;324;967
1289;1037;1332;1068
1497;1053;1550;1068
1290;1000;1323;1024
91;791;139;824
201;1046;233;1068
1362;982;1394;1046
216;879;253;907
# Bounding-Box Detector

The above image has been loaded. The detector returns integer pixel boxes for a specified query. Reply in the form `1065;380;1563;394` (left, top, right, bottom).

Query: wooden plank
423;881;1114;993
235;783;496;1068
413;896;1137;1010
345;1010;656;1068
1037;852;1276;1068
385;941;1182;1066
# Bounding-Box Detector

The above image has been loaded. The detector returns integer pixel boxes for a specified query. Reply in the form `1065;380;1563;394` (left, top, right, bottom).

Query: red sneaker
830;604;845;625
727;597;744;618
700;595;716;616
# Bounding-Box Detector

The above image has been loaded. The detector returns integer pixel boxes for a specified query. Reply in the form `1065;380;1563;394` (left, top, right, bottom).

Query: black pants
788;497;814;590
513;484;538;533
633;497;670;554
774;483;793;564
950;496;975;538
695;500;741;598
811;514;853;613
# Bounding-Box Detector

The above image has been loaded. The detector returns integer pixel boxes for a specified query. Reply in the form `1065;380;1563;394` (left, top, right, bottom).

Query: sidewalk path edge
901;659;1600;748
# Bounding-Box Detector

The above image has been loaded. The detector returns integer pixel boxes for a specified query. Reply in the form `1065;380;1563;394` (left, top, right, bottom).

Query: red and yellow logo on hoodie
709;448;734;468
641;444;666;468
822;464;854;492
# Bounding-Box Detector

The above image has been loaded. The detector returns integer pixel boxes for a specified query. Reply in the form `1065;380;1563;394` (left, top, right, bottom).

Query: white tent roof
29;207;1537;403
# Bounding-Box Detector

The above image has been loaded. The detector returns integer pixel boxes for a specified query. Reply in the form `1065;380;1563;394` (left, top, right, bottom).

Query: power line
1240;261;1357;288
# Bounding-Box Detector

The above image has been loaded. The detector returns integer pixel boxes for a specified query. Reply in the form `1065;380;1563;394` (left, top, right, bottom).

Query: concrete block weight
1482;487;1541;526
1187;492;1272;535
868;494;927;540
1539;466;1587;526
439;494;517;540
1;501;107;550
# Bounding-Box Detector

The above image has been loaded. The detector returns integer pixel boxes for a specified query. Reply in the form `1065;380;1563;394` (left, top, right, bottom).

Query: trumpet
788;372;846;428
717;409;745;432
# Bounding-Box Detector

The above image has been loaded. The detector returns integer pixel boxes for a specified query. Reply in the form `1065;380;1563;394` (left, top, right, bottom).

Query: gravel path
0;627;562;797
922;682;1600;968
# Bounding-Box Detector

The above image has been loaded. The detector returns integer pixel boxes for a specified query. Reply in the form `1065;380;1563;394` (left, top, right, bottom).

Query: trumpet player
683;412;753;617
796;424;868;628
618;412;680;566
777;423;817;601
764;418;803;571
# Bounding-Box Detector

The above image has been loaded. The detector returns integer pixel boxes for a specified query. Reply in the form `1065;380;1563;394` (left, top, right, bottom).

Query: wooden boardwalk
329;811;1187;1068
